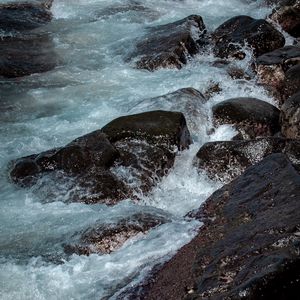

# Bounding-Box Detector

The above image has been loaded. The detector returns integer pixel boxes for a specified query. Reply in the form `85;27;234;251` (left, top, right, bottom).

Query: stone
0;1;53;31
212;97;280;139
256;46;300;102
128;15;207;71
194;138;300;183
281;92;300;138
270;0;300;38
125;154;300;300
0;33;59;78
10;111;191;204
284;64;300;98
64;213;169;255
212;15;285;59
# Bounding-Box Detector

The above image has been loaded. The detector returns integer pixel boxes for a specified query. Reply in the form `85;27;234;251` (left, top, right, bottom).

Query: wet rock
10;111;191;204
270;0;300;38
212;97;280;139
0;33;59;78
64;213;168;255
284;64;300;98
203;82;222;99
129;154;300;300
128;88;208;134
256;45;300;102
0;1;53;31
128;15;207;71
212;15;285;59
281;92;300;138
194;138;300;183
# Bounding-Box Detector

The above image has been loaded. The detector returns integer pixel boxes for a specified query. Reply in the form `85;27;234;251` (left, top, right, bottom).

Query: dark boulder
270;0;300;38
212;97;280;139
212;15;285;59
256;45;300;102
10;111;191;204
194;138;300;183
0;1;53;31
0;33;59;78
284;64;300;98
64;213;168;255
128;15;207;71
281;92;300;138
128;154;300;300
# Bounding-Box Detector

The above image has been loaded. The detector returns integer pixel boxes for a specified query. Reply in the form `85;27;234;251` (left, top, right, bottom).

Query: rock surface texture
125;154;300;300
128;15;207;71
212;15;285;58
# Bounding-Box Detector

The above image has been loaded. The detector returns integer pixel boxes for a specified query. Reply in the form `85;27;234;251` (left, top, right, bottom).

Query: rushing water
0;1;278;299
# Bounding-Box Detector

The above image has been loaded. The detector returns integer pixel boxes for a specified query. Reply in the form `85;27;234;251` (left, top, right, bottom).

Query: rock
126;154;300;300
128;15;207;71
64;213;168;255
256;45;300;102
10;111;191;204
0;1;53;31
212;97;280;139
0;33;59;78
281;92;300;138
269;0;300;38
194;138;300;183
284;64;300;97
212;15;285;59
128;88;208;134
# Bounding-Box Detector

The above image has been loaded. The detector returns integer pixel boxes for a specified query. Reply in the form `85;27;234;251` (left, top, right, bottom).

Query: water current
0;1;280;299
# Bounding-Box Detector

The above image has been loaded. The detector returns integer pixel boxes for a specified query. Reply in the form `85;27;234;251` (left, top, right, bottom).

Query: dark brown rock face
284;64;300;98
270;0;300;38
128;154;300;300
212;97;280;139
128;15;207;71
256;46;300;102
281;92;300;138
194;138;300;183
0;1;53;31
212;16;285;59
64;213;169;255
0;33;59;78
10;111;191;204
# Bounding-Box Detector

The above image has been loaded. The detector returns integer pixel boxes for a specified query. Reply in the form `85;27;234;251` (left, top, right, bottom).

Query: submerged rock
212;15;285;59
128;88;208;134
281;92;300;138
0;33;59;78
194;138;300;183
64;213;168;255
256;45;300;102
212;97;280;139
10;110;191;204
127;154;300;300
0;1;53;31
128;15;207;71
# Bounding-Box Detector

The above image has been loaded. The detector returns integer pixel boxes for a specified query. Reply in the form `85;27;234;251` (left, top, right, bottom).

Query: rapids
0;1;278;299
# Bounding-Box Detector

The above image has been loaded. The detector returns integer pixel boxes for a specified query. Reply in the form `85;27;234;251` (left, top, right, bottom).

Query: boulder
0;1;53;31
281;92;300;138
125;154;300;300
128;88;208;134
256;45;300;102
128;15;207;71
212;15;285;59
284;64;300;97
269;0;300;38
10;111;191;204
194;138;300;183
64;213;168;255
0;33;59;78
212;97;280;139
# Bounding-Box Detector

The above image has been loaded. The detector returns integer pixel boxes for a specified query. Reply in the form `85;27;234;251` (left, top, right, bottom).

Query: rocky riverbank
2;0;300;299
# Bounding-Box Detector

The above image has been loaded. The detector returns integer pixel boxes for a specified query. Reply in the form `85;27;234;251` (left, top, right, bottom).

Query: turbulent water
0;1;279;299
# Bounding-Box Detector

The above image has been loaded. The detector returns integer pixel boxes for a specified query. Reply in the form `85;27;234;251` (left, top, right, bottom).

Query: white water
0;1;276;299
